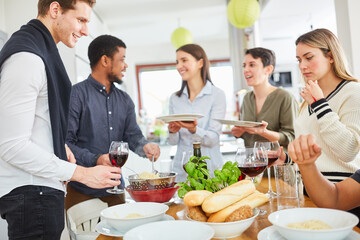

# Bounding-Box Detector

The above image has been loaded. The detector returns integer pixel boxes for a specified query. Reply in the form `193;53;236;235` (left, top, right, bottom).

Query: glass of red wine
235;147;268;184
254;141;281;199
106;141;129;194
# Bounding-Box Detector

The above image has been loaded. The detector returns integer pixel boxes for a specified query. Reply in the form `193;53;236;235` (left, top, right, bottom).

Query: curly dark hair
88;35;126;69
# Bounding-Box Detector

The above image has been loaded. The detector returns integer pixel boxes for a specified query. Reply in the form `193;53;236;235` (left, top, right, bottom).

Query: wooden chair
66;199;108;240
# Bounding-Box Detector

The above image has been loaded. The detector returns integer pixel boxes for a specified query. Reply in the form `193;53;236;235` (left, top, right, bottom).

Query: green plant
176;156;242;198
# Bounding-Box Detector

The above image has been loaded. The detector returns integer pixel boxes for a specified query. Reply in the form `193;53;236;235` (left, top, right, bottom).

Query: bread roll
201;179;255;213
187;206;208;222
225;205;253;222
183;190;213;207
207;191;269;222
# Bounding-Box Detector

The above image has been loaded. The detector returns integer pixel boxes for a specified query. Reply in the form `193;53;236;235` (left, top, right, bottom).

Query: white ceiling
93;0;337;48
93;0;228;46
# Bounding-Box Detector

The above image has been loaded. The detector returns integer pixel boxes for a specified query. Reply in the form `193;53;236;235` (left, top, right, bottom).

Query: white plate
95;214;174;237
157;114;204;123
257;226;360;240
123;220;214;240
214;119;263;127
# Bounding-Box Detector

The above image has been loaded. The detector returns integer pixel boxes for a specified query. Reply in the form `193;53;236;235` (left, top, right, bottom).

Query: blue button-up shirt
66;75;148;197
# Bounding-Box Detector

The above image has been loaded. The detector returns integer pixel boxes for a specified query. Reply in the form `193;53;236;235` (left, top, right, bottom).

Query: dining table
97;176;360;240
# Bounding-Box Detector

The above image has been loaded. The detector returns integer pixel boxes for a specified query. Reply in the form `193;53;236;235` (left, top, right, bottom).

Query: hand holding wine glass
106;141;129;194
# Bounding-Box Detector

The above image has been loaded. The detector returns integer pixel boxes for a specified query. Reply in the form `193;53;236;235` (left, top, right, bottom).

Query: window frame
135;59;230;114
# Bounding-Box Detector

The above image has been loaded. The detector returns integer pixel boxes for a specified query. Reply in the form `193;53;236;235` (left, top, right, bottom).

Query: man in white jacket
0;1;121;239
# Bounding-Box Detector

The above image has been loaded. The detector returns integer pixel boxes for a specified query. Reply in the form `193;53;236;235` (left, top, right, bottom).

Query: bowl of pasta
268;208;359;240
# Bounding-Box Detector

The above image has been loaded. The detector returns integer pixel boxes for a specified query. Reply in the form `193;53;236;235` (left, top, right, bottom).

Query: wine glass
235;147;268;183
106;141;129;194
254;141;280;199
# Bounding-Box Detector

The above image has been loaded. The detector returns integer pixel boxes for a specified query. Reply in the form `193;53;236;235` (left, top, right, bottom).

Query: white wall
3;0;37;34
0;0;5;31
335;0;360;79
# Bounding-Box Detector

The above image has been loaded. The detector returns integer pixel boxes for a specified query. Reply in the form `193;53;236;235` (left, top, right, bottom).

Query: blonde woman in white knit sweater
295;28;360;184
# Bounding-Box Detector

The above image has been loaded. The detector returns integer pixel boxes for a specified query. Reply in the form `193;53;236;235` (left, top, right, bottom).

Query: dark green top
240;88;298;150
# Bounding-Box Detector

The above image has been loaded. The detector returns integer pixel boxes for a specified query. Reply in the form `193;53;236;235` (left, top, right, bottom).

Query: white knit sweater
295;80;360;182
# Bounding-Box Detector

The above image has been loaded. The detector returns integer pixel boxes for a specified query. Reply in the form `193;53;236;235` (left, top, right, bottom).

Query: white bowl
100;202;169;232
268;208;359;240
187;208;259;239
123;220;214;240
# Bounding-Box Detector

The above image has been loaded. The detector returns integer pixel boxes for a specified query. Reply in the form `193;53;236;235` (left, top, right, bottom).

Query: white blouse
167;81;226;182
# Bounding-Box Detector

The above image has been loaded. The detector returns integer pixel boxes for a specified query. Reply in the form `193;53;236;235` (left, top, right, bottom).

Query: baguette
207;191;269;222
202;179;255;213
183;190;213;207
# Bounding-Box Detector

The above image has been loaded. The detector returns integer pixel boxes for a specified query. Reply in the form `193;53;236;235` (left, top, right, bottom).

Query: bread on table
207;191;269;222
183;190;213;207
224;205;253;222
201;179;256;213
187;206;208;222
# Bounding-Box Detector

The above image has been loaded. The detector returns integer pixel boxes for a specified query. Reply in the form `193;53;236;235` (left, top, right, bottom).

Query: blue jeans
0;185;65;240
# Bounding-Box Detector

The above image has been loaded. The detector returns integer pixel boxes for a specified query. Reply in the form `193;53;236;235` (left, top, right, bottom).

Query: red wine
238;163;267;177
110;152;128;167
267;157;279;165
238;173;246;181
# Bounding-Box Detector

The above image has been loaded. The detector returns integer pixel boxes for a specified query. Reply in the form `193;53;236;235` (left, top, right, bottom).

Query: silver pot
127;172;177;191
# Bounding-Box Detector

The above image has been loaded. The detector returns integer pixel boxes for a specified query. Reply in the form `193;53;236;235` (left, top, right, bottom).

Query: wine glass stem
267;167;273;192
250;177;255;183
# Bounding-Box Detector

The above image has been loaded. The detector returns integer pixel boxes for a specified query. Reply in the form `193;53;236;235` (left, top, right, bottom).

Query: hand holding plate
242;121;267;135
231;126;246;137
168;122;181;133
178;119;197;133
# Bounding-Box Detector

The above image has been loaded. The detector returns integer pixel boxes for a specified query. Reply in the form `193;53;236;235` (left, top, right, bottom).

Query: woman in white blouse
167;44;226;182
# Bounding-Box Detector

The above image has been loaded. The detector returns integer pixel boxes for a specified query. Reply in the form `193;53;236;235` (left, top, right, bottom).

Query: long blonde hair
296;28;358;111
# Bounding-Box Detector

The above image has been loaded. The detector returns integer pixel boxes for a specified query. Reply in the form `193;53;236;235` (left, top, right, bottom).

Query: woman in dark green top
232;47;298;150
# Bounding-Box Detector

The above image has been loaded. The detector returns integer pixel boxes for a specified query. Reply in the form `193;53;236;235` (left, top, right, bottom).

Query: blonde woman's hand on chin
300;80;324;104
288;134;322;165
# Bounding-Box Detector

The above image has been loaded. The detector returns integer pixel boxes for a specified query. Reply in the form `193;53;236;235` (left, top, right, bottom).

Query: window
136;60;234;121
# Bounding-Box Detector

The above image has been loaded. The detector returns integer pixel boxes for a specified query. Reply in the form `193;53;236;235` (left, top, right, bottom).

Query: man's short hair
38;0;96;17
88;35;127;69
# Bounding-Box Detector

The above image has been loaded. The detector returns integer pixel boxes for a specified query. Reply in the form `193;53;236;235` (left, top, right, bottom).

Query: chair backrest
66;198;108;240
